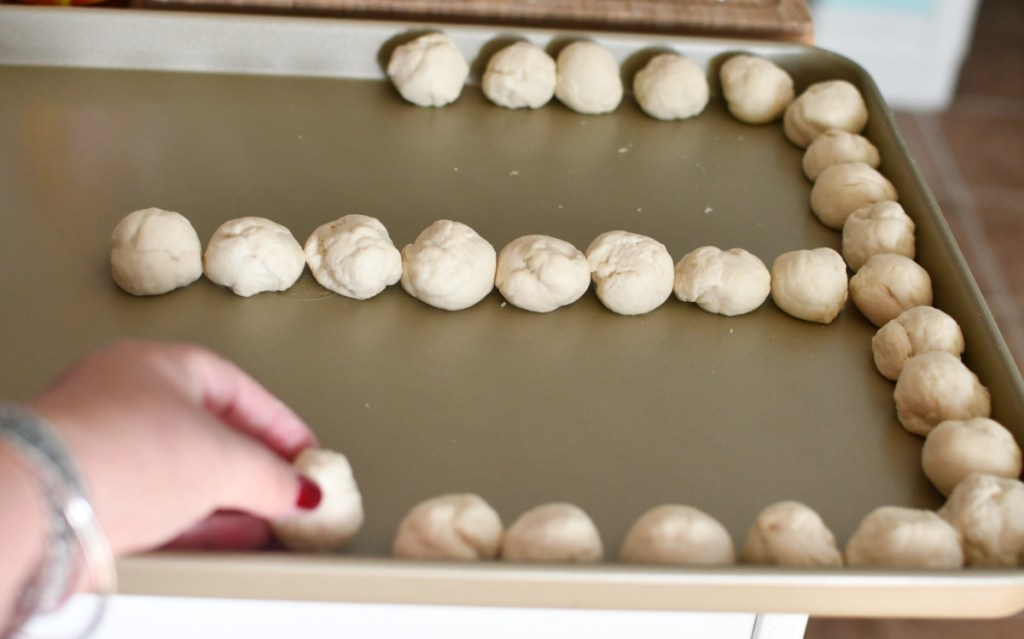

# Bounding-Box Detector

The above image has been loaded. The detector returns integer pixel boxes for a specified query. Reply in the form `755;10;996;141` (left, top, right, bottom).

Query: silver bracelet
0;402;116;637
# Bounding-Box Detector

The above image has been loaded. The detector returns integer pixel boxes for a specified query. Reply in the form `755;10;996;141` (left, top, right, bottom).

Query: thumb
211;427;308;521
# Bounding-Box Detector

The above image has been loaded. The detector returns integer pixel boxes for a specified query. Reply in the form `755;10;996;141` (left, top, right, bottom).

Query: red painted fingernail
296;476;322;510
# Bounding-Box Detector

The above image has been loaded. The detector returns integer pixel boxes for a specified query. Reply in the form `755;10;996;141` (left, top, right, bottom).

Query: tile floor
806;1;1023;636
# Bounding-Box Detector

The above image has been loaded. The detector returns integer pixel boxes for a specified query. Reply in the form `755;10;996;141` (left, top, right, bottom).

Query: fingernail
296;475;322;510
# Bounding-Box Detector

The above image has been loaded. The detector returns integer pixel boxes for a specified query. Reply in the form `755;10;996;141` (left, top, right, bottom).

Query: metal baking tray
2;5;1023;618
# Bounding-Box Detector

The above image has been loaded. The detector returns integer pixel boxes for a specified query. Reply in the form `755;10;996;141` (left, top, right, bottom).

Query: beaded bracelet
0;402;116;637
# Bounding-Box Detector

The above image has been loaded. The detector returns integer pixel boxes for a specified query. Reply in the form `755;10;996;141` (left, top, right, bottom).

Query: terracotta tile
884;615;1024;639
955;0;1024;101
975;199;1024;299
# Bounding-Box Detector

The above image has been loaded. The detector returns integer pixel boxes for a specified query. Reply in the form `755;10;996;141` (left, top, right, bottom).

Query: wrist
0;441;48;633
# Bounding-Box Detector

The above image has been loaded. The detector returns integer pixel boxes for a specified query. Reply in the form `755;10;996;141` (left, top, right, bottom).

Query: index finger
179;344;318;460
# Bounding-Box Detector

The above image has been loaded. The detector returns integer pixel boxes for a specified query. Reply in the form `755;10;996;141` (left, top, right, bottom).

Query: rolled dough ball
871;306;964;381
401;220;497;311
272;448;364;552
673;246;770;316
718;54;794;124
633;53;709;121
110;207;203;296
387;33;469;107
203;217;304;297
842;200;915;272
495;235;590;313
939;473;1024;566
392;493;504;560
482;41;556;109
619;504;735;566
894;351;992;437
501;503;603;563
586;230;675;316
740;501;843;567
769;248;848;324
554;41;623;115
783;79;869;148
844;506;963;568
923;419;1023;496
304;214;403;300
802;129;881;181
810;162;898;230
849;254;932;327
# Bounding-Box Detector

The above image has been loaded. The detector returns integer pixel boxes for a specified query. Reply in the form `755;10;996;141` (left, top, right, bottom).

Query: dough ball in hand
619;504;735;566
482;41;556;110
802;129;881;182
770;247;848;324
272;448;364;552
633;53;709;121
939;473;1024;566
673;246;770;316
495;235;590;313
110;207;203;296
555;41;623;115
894;351;991;437
810;163;898;230
784;79;868;148
401;220;496;311
203;217;305;297
923;419;1023;496
844;506;963;568
849;254;932;327
392;493;504;560
871;306;964;381
586;230;675;316
718;54;794;124
501;503;603;563
304;214;402;300
387;33;469;107
740;501;843;567
842;200;915;272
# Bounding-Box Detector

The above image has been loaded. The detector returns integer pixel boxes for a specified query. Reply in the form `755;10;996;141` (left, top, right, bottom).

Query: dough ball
718;54;794;124
304;214;402;300
495;235;590;313
769;248;848;324
586;230;675;316
783;79;869;148
894;351;992;437
844;506;963;569
554;41;623;115
923;419;1023;496
810;162;898;230
633;53;709;121
110;207;203;296
203;217;304;297
272;448;364;552
939;473;1024;566
842;201;915;272
740;501;843;567
849;254;932;327
871;306;964;381
401;220;497;311
482;41;556;109
501;503;603;563
387;33;469;107
802;129;881;182
619;505;735;566
392;493;504;560
673;246;770;316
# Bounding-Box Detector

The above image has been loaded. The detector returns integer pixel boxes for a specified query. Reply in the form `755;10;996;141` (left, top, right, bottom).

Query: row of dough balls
272;449;1024;568
110;207;927;326
388;31;799;124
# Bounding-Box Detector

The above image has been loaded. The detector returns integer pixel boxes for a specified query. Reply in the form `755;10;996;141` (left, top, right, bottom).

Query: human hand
28;340;319;556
